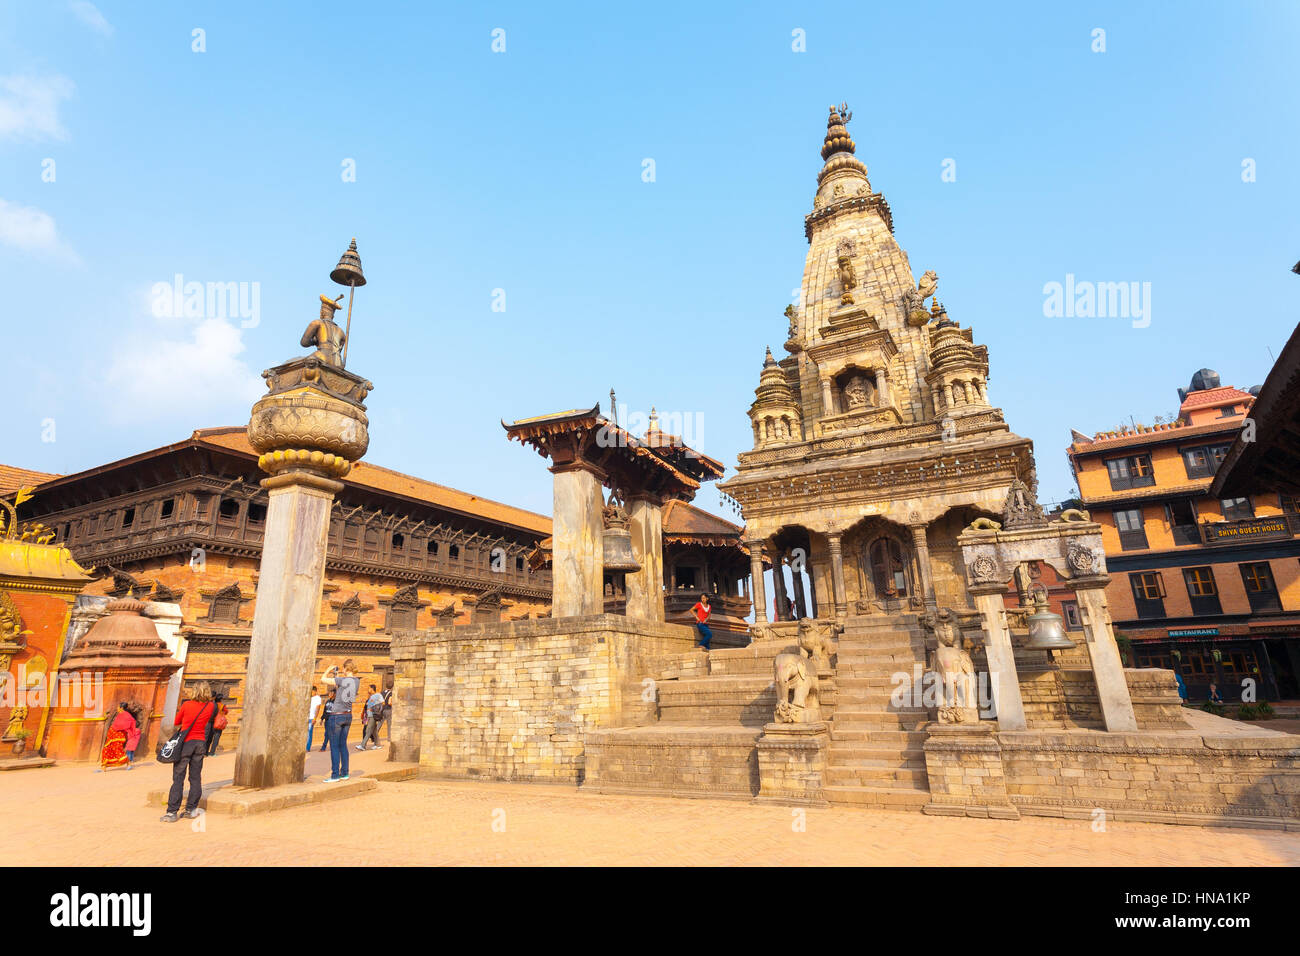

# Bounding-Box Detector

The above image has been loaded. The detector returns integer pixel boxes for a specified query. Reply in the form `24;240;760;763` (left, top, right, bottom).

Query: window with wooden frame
1240;562;1282;612
1220;497;1254;521
1105;454;1155;491
1129;571;1166;619
1114;508;1148;550
1183;566;1222;615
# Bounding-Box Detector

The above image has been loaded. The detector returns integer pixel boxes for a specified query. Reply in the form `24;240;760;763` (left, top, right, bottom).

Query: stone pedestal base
756;721;829;806
921;722;1020;820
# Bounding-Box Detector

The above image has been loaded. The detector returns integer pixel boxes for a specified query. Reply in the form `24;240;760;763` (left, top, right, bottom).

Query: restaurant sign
1203;517;1289;543
1168;628;1219;638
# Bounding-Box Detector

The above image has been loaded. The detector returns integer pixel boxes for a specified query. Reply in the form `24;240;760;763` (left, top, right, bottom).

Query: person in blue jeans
691;593;713;651
322;660;360;781
307;685;322;752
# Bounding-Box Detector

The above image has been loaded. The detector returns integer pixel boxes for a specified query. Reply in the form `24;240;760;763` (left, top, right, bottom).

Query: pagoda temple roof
503;404;724;495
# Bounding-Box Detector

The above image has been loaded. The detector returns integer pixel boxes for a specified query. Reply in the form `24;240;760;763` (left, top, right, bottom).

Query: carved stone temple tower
720;104;1036;622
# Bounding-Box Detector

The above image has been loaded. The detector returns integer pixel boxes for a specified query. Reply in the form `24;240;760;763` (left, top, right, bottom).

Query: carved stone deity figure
903;269;939;326
784;304;798;339
924;608;979;724
2;704;27;740
837;254;858;305
300;293;348;367
842;374;872;409
772;618;831;723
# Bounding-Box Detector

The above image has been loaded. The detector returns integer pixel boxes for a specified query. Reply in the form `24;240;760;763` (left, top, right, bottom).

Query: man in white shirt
307;685;322;753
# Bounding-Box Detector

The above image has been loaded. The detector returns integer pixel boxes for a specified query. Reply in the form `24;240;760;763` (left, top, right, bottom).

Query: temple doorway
770;525;816;621
844;518;918;614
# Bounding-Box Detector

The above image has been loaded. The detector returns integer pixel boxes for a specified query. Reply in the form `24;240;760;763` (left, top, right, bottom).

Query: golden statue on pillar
300;294;347;367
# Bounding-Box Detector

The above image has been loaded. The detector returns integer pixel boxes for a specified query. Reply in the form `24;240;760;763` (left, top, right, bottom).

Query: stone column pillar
874;368;891;406
943;383;955;407
236;472;341;788
968;585;1027;731
771;552;789;620
820;378;834;417
790;564;808;619
624;493;664;621
235;355;371;790
1070;581;1138;732
746;540;768;623
827;532;847;617
910;524;937;612
549;463;606;618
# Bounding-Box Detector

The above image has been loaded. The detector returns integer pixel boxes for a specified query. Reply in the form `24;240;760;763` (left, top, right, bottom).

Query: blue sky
2;1;1297;519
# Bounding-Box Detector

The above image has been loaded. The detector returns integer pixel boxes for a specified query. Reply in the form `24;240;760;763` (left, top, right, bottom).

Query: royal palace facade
9;427;554;746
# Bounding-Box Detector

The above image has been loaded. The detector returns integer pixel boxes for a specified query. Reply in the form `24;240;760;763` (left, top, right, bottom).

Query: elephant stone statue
772;619;829;723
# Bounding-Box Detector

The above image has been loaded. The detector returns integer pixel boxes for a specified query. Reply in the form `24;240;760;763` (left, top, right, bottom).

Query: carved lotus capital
248;381;370;479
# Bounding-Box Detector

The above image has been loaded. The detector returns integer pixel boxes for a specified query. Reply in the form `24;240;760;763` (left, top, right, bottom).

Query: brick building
10;426;553;747
1067;369;1300;701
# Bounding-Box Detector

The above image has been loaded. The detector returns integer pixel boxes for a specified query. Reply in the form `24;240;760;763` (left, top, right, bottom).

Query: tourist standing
380;686;393;741
322;661;360;781
98;702;139;771
318;688;335;751
357;684;384;751
204;693;229;756
691;593;713;651
307;685;322;753
162;682;217;822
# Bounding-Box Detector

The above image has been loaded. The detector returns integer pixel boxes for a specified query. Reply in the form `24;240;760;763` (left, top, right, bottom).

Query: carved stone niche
379;583;426;632
204;582;251;625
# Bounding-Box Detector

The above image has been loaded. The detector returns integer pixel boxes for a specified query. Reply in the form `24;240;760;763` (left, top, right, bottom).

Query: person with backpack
161;682;217;822
322;660;360;781
356;684;384;751
204;693;229;756
379;686;393;742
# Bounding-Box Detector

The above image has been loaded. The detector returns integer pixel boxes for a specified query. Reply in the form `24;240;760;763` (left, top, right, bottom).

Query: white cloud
69;1;114;37
0;197;78;261
103;315;266;425
0;74;75;142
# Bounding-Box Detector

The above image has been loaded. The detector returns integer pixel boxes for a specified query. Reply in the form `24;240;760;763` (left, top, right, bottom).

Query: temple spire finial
822;102;855;160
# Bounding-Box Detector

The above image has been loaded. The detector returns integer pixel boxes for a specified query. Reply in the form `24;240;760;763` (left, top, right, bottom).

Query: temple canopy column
505;404;724;620
624;493;665;621
820;378;834;416
827;531;847;617
746;540;769;622
789;559;808;618
551;462;606;617
771;550;790;620
909;523;937;612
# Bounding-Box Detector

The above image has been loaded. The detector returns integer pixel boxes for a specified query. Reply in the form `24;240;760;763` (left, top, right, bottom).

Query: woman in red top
162;682;216;823
98;702;139;771
690;593;713;651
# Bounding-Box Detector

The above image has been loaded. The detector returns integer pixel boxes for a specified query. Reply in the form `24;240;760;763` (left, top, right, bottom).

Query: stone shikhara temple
390;105;1300;827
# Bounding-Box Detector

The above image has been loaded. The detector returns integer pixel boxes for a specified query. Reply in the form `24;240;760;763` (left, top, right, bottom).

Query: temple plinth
233;349;374;789
504;405;723;619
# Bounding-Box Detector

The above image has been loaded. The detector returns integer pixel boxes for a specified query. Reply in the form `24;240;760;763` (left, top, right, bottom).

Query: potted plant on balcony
11;729;31;756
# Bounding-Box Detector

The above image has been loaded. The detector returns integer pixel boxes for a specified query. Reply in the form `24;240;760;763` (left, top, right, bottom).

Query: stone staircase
584;614;933;811
824;614;932;810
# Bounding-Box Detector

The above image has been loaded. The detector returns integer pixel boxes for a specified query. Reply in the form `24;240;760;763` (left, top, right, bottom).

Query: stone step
822;784;931;809
829;728;928;746
831;711;928;730
826;765;930;787
825;749;926;769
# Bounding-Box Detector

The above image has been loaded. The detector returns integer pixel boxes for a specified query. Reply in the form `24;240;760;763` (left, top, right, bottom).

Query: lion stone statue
903;270;939;326
772;619;830;723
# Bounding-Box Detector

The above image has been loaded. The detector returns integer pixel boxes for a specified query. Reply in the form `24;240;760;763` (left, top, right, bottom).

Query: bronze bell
602;503;641;574
330;237;366;287
1024;586;1076;651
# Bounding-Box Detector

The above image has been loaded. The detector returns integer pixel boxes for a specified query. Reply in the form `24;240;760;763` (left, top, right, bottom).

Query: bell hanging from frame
602;503;641;574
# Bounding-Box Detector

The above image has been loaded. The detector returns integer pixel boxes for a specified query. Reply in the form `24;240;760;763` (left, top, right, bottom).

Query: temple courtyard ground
2;741;1299;866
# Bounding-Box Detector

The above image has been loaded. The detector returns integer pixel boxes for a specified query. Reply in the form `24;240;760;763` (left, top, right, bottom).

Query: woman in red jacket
98;702;139;771
162;682;216;823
